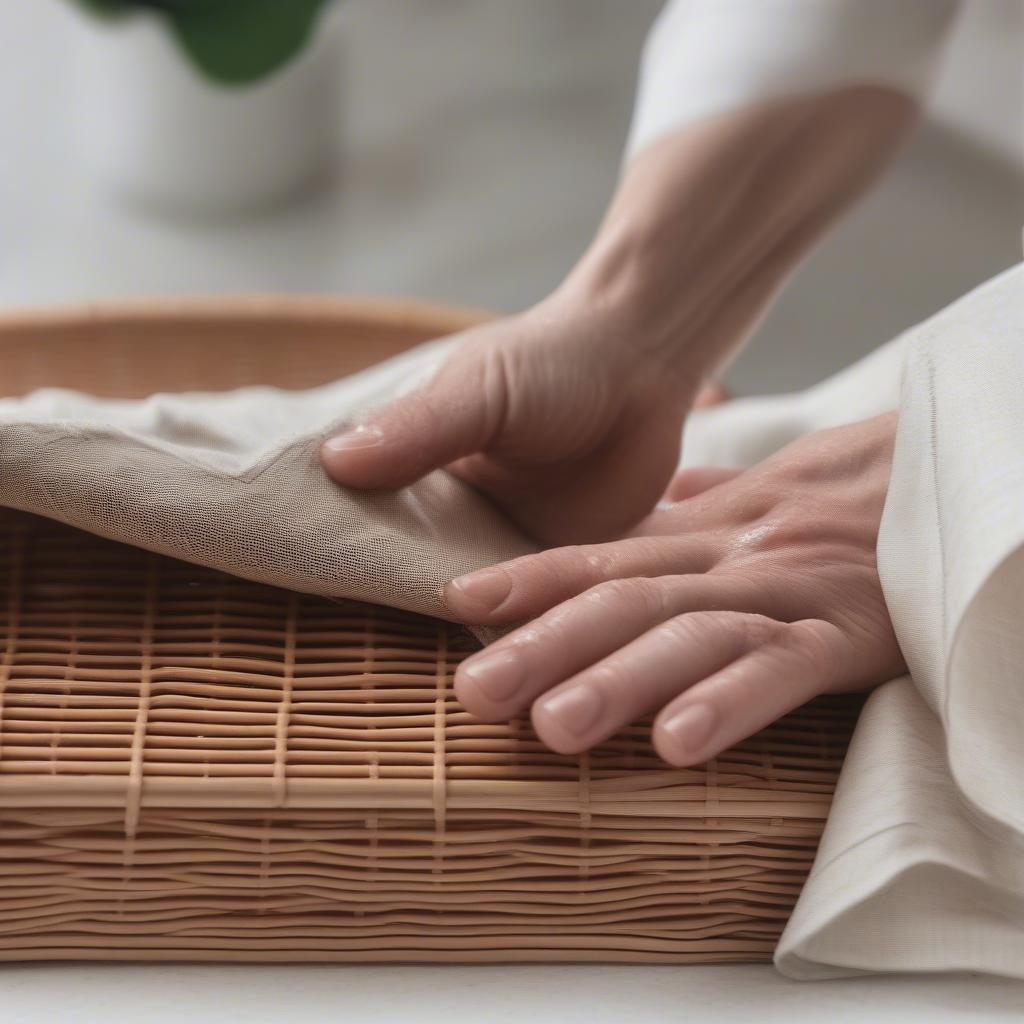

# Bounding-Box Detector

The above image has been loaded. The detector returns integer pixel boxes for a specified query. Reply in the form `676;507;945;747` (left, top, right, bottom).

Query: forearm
548;0;958;384
556;85;917;383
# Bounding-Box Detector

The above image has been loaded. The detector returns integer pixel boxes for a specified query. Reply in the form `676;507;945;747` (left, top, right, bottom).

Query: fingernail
460;649;526;702
661;703;717;756
445;568;512;615
536;685;606;737
323;424;385;453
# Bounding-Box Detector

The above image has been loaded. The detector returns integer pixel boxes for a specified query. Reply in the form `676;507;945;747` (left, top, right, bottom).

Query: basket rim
0;293;492;337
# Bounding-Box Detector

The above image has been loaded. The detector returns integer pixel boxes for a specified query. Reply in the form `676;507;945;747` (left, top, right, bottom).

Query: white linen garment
680;263;1024;978
629;0;1024;976
627;0;960;159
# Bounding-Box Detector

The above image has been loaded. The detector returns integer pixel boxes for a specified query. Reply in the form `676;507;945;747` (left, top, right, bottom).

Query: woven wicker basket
0;298;860;963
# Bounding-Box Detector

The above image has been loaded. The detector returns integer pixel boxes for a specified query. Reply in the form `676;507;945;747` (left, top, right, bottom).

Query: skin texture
321;86;915;546
319;86;918;761
446;412;903;766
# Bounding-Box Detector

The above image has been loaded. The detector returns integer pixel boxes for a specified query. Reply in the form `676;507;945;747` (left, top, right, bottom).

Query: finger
444;535;719;624
455;574;762;722
663;466;743;502
529;611;785;755
653;618;846;767
320;353;502;490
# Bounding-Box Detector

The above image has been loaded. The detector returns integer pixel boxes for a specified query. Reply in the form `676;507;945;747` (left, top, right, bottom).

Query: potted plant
68;0;342;214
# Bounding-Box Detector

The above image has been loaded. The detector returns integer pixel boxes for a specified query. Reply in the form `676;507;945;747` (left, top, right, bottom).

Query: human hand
321;89;911;546
446;412;902;766
320;296;698;545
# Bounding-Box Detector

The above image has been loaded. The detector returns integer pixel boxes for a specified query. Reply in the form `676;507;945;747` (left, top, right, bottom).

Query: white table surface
5;963;1024;1024
1;1;1023;1019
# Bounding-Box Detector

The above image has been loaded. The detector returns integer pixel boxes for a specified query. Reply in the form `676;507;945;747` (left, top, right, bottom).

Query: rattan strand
0;299;861;963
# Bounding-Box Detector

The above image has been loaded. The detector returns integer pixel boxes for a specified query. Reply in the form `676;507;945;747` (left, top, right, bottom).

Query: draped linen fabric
0;336;534;627
680;263;1024;978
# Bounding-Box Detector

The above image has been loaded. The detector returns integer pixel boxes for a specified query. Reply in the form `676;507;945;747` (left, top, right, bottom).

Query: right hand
445;412;902;766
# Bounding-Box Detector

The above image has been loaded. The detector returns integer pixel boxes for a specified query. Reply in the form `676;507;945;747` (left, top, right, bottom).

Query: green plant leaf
73;0;133;17
165;0;334;85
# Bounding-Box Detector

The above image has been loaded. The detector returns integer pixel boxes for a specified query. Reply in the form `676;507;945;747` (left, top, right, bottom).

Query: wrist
534;269;704;403
557;86;915;381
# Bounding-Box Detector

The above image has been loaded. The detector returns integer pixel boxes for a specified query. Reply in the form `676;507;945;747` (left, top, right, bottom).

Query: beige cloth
0;336;534;625
682;262;1024;978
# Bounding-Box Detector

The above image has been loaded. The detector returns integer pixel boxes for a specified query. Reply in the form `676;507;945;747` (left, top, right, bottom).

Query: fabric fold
684;262;1024;978
782;265;1023;978
0;336;535;628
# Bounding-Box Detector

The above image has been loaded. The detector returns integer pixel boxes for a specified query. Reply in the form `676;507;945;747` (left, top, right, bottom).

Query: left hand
445;412;903;766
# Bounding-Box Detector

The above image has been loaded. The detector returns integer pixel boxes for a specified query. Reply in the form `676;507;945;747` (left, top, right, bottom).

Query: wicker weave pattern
0;299;859;962
0;508;857;962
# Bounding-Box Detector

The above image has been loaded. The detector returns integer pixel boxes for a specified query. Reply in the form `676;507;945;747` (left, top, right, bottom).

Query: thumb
320;361;498;490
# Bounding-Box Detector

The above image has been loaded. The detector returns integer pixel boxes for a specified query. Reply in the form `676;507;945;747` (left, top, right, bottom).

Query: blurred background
0;0;1021;394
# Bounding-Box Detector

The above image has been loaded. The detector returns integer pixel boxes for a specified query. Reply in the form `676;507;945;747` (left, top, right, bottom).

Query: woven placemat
0;299;861;962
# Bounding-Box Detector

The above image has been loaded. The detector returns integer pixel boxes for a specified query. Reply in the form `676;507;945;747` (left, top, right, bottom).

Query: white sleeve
683;261;1024;979
626;0;961;158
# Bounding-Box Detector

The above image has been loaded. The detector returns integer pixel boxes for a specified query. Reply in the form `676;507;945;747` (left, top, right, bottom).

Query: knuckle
660;611;782;651
513;545;624;598
553;542;642;587
585;661;630;696
544;546;594;588
584;576;653;606
736;612;786;646
726;515;793;558
400;387;446;432
658;611;713;647
576;545;618;579
786;620;844;678
512;549;580;590
508;615;558;652
497;552;541;583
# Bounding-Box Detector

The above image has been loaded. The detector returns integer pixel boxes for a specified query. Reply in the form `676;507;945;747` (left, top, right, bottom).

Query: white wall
0;0;1019;394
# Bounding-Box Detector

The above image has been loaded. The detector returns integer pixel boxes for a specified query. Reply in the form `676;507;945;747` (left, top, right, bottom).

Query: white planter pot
70;6;342;215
